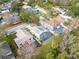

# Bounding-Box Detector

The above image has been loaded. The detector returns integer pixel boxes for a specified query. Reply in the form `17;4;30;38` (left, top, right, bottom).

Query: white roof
53;7;65;14
27;25;47;38
14;29;34;48
22;5;31;9
1;10;9;13
16;29;33;39
60;14;72;20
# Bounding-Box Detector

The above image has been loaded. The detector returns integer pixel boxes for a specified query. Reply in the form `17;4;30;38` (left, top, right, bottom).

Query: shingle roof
14;29;35;48
0;42;11;56
0;41;15;59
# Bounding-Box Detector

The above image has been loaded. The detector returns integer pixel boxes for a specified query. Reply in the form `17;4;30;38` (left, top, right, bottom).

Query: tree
0;0;10;4
11;1;23;12
0;28;6;37
27;0;35;6
20;9;39;24
34;30;79;59
33;36;62;59
67;0;79;17
33;44;54;59
59;32;79;59
57;51;67;59
0;33;17;55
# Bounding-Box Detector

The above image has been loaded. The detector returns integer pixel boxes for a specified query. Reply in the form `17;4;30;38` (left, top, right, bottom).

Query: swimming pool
40;32;52;41
55;28;65;33
54;24;65;33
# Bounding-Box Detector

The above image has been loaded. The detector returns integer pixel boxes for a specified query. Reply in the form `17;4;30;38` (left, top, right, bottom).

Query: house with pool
40;16;67;33
26;25;53;41
14;29;36;56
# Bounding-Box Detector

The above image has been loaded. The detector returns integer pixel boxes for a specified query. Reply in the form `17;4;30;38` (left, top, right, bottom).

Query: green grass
0;34;17;55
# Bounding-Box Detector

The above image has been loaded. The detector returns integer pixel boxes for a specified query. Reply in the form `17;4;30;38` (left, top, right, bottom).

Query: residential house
27;25;52;41
0;3;11;15
14;29;36;48
1;3;11;10
53;7;67;14
22;5;32;10
22;5;34;13
1;10;9;14
59;14;72;22
0;41;15;59
40;16;67;33
2;12;20;25
14;29;36;57
53;0;69;5
24;0;30;2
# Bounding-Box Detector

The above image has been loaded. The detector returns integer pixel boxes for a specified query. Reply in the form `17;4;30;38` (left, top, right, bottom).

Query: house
27;25;52;41
40;16;67;33
0;41;15;59
2;12;20;25
1;3;11;10
40;16;65;29
53;7;67;14
22;5;34;13
48;16;67;33
22;5;32;10
59;14;72;22
1;10;9;14
14;29;36;48
53;0;69;5
24;0;30;2
14;29;36;58
0;3;11;14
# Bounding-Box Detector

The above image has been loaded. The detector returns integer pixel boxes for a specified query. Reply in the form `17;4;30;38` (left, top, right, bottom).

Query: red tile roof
48;16;64;26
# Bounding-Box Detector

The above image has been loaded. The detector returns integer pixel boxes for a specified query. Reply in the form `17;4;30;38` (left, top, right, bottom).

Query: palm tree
60;32;79;59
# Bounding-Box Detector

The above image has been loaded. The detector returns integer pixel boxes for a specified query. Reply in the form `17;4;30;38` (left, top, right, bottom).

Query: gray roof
0;41;15;59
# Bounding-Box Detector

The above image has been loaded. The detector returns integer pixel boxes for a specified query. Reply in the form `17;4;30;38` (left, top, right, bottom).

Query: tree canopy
20;9;39;24
0;0;10;4
33;27;79;59
67;0;79;17
11;1;23;12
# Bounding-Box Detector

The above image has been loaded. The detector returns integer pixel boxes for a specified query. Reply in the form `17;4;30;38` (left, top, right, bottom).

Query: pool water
40;32;52;41
55;28;65;33
54;24;65;33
